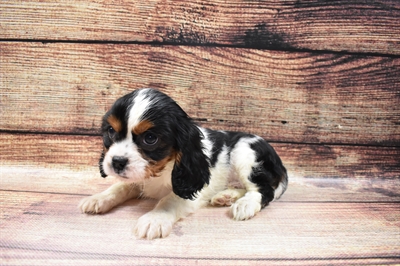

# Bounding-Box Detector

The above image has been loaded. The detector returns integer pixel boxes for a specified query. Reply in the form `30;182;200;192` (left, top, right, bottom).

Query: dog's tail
274;172;288;201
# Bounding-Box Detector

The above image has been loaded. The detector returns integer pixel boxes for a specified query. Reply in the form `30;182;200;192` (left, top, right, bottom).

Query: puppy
79;88;288;239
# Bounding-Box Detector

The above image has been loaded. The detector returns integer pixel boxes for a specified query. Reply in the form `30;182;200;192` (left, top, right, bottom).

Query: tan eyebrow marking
107;115;123;132
133;120;154;135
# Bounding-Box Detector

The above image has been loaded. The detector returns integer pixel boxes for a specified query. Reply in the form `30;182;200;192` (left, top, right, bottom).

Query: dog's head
99;88;210;199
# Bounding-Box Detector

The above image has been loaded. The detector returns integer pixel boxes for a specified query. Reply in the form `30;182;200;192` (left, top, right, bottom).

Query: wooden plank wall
0;1;400;264
1;0;399;179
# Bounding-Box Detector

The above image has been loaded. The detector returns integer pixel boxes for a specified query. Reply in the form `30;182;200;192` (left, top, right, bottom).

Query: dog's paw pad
211;189;246;207
211;194;234;206
133;212;174;240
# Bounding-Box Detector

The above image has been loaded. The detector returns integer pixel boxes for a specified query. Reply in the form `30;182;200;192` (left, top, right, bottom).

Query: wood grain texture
1;191;399;263
2;249;398;266
1;1;399;55
1;42;399;145
2;166;399;203
1;133;399;182
0;133;100;171
1;1;399;264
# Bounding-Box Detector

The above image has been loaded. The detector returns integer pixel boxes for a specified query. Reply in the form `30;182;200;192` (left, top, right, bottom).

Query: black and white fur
79;88;288;239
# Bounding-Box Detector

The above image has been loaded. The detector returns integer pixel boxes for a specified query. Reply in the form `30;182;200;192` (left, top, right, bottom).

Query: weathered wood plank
3;248;399;266
0;133;100;171
2;166;399;202
1;43;399;145
1;191;399;262
1;1;399;54
1;133;399;184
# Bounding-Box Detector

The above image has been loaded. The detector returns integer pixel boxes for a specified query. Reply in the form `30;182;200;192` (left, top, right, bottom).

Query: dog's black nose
112;156;128;172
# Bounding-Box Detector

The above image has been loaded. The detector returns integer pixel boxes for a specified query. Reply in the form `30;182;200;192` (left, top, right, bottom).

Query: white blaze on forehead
127;89;152;138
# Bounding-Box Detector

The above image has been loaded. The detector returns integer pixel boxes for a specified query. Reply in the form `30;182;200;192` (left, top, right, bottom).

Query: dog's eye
108;127;117;140
143;132;158;146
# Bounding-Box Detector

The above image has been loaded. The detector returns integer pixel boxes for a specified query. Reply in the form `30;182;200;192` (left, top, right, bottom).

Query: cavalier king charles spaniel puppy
79;88;288;239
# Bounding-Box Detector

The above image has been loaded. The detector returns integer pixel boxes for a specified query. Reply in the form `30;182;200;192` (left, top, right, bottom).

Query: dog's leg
134;192;201;239
79;182;140;214
229;140;268;221
230;168;276;221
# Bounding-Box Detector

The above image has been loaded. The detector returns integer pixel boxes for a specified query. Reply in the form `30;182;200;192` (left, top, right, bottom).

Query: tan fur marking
143;149;179;178
133;120;154;135
145;156;173;178
107;115;123;132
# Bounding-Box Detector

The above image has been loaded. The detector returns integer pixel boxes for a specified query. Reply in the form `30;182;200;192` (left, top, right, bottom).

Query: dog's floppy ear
99;150;107;178
171;120;210;200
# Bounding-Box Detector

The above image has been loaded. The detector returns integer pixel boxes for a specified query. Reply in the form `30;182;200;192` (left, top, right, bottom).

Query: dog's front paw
78;193;116;214
133;211;175;240
231;196;262;221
